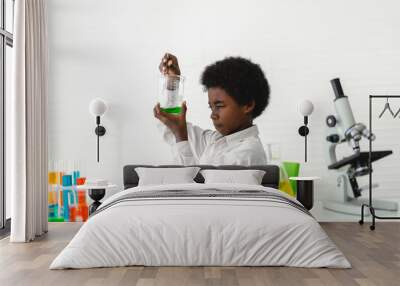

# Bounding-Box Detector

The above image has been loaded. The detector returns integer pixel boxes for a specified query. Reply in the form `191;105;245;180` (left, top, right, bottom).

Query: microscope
323;78;397;215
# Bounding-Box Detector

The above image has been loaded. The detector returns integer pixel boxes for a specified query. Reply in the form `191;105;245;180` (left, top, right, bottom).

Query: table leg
296;180;314;210
88;188;106;215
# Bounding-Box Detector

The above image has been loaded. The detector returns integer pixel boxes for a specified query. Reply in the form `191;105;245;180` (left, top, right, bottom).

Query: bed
50;165;350;269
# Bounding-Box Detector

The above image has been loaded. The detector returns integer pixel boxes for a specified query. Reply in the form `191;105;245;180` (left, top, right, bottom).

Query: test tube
62;175;72;221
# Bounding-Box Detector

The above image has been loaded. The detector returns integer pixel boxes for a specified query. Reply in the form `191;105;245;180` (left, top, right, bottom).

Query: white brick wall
47;0;400;220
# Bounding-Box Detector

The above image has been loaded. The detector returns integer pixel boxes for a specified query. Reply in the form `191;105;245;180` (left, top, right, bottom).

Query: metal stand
359;95;400;230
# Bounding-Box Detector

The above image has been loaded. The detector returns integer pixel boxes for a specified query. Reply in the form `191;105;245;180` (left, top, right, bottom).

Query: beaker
158;74;185;114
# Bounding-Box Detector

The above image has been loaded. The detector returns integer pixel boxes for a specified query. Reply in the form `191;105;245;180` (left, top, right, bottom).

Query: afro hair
200;57;270;119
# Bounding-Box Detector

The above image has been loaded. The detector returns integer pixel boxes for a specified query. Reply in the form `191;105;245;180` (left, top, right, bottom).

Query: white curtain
9;0;48;242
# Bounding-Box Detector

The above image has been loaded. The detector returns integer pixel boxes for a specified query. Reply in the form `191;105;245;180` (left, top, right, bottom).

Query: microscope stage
328;150;392;170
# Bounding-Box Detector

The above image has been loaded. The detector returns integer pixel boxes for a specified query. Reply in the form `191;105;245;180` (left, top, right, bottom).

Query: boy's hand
159;53;181;76
154;101;188;142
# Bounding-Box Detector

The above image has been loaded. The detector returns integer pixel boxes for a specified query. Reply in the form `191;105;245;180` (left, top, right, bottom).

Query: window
0;0;13;233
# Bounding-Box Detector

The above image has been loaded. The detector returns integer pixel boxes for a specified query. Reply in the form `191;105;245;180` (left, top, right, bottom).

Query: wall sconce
89;98;108;162
298;100;314;162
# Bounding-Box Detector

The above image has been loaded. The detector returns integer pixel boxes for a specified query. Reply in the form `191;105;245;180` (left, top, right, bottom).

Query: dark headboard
123;165;280;190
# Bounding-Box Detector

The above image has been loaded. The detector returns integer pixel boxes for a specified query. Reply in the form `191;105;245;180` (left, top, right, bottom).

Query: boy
154;53;270;166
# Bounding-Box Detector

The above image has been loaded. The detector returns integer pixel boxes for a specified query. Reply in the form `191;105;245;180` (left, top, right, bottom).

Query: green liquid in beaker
161;106;182;114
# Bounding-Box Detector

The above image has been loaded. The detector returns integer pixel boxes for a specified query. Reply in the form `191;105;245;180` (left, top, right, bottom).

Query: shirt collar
222;125;259;145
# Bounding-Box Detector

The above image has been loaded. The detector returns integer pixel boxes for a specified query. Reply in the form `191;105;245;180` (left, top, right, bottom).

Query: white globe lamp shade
89;98;108;117
298;100;314;116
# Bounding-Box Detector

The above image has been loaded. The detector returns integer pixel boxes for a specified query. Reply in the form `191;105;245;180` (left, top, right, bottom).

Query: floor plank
0;222;399;286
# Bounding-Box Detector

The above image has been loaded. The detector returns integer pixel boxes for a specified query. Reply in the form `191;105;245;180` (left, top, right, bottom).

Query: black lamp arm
298;116;310;162
94;116;106;162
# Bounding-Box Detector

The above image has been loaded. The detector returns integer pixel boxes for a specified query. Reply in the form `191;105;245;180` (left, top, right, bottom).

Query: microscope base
323;200;370;216
323;198;398;216
356;197;398;211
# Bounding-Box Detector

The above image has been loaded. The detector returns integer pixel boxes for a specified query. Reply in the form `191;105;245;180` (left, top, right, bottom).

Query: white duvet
50;183;351;269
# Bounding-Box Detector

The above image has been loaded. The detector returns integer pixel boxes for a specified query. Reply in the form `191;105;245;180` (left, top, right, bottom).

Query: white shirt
157;121;268;166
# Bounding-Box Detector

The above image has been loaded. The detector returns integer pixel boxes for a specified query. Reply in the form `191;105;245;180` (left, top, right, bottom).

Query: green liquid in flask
161;106;182;114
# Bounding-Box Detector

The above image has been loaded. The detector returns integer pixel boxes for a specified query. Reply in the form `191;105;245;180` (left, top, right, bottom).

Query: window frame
0;0;14;232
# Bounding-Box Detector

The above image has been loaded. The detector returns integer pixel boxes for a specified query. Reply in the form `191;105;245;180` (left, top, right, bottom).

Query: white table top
77;184;117;190
289;176;320;181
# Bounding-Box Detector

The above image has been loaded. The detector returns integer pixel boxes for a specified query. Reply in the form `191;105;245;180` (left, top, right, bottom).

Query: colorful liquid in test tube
77;177;88;221
48;171;64;222
62;175;72;221
48;172;57;219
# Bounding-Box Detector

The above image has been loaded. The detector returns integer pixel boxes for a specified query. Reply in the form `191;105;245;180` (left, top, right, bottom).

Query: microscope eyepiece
331;78;346;99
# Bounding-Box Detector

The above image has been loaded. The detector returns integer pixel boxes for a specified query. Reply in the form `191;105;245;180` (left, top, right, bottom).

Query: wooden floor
0;222;399;286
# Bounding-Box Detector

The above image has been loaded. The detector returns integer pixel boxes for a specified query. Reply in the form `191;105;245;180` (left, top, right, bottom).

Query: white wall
47;0;400;218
